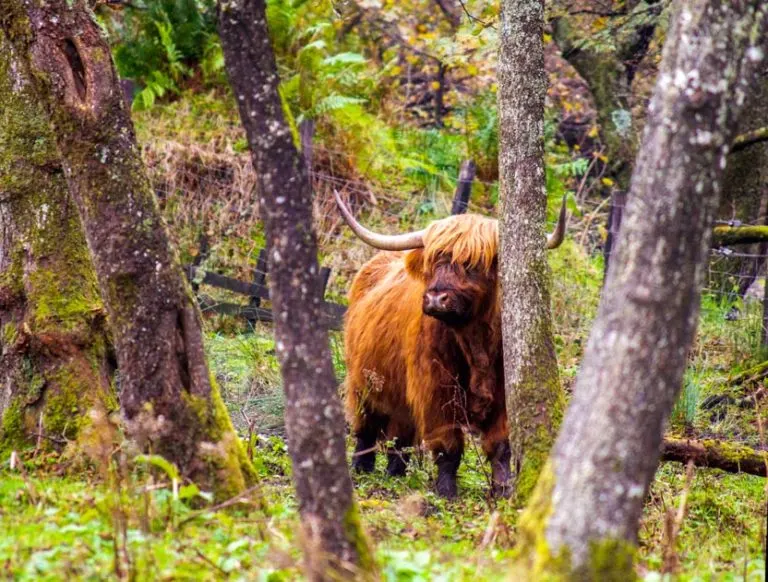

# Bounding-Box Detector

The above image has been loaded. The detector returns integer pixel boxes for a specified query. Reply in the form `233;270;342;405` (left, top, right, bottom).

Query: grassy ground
0;440;765;580
4;86;767;579
3;242;767;580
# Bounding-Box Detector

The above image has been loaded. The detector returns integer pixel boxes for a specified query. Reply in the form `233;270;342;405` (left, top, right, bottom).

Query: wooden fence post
451;160;476;215
603;190;626;278
248;248;269;310
299;119;315;172
190;233;210;293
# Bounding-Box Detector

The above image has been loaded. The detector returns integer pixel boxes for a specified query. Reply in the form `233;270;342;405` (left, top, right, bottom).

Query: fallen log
661;438;768;477
726;359;768;386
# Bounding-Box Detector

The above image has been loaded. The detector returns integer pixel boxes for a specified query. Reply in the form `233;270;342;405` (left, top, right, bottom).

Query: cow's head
334;190;567;327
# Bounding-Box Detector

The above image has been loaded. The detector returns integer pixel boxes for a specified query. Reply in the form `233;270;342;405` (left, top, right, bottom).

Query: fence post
190;233;210;293
451;159;476;215
249;249;269;309
604;190;626;278
299;119;315;172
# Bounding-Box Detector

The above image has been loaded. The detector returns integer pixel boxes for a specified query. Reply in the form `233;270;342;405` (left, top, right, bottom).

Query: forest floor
4;91;768;579
2;242;767;580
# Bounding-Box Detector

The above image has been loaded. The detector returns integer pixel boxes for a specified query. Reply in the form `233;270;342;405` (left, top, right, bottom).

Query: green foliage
671;370;702;429
266;0;373;123
111;0;222;110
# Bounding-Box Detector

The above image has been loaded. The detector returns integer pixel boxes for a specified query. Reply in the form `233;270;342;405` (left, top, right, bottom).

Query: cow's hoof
491;481;512;499
435;476;458;499
352;454;376;473
386;454;408;477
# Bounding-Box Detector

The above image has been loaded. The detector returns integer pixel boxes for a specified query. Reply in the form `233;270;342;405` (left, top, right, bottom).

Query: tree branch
731;126;768;154
433;0;460;28
712;225;768;246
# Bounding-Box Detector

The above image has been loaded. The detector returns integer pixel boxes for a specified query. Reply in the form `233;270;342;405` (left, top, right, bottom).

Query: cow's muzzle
422;291;469;324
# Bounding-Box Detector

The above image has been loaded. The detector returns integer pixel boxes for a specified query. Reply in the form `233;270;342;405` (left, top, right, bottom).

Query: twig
456;0;496;29
661;460;694;574
578;197;609;248
177;485;264;528
193;547;229;577
731;126;768;154
480;510;500;549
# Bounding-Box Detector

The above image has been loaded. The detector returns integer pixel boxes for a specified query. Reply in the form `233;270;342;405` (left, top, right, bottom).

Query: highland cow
337;190;566;498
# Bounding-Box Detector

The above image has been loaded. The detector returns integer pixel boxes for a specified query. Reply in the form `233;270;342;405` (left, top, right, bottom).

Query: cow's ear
404;249;426;280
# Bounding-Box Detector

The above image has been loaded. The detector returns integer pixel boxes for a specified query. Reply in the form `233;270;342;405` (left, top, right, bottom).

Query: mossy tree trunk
216;0;376;579
497;0;564;505
0;30;114;455
0;0;254;499
516;2;768;578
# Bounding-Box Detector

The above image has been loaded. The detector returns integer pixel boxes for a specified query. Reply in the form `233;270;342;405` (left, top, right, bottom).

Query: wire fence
141;134;768;357
602;197;768;356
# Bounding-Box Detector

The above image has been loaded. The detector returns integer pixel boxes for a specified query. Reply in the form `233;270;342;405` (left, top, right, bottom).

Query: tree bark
711;63;768;300
516;1;768;577
498;0;564;504
0;0;254;498
216;1;376;580
0;30;114;454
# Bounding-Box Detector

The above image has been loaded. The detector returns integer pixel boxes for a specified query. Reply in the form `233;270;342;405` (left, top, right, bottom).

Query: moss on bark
0;29;114;456
513;462;637;581
1;1;255;498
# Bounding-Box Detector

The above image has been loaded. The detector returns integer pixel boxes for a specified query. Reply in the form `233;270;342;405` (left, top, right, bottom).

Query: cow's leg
481;414;512;498
351;409;387;473
385;418;416;477
428;428;464;499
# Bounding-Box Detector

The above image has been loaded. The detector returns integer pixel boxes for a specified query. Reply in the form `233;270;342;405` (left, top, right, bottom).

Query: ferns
111;0;220;110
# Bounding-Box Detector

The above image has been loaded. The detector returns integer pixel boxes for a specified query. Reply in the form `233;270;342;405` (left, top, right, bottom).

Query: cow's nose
424;291;450;311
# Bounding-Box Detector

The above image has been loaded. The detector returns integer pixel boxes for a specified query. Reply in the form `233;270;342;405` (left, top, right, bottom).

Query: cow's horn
546;194;568;249
334;189;425;251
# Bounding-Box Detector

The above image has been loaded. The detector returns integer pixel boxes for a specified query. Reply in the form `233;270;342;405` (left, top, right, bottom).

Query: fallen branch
661;438;768;477
712;225;768;246
731;126;768;154
727;359;768;386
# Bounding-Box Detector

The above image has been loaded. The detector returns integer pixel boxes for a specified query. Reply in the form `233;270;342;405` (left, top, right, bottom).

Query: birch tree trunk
1;0;254;499
0;30;113;454
516;1;768;577
498;0;564;504
216;0;376;579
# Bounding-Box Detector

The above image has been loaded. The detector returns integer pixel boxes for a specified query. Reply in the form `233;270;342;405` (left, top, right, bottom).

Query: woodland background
1;0;768;579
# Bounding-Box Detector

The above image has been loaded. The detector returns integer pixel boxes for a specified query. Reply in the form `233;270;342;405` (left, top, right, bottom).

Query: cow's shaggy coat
344;214;511;498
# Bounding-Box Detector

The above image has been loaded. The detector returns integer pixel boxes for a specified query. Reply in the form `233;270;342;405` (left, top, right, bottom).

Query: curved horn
334;189;425;251
546;194;568;249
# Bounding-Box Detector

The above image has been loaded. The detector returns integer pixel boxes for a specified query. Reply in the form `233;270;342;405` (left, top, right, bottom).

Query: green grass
2;436;766;580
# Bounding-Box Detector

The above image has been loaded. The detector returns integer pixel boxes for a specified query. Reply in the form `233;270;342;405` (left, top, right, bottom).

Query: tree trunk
515;2;768;578
1;0;254;499
498;0;564;504
0;30;113;454
216;1;376;580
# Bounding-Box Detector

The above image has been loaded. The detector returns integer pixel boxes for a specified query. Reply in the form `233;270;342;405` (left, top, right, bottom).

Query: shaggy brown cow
337;190;566;498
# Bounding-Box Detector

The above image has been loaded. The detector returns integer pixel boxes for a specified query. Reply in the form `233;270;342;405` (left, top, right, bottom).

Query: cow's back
343;251;423;426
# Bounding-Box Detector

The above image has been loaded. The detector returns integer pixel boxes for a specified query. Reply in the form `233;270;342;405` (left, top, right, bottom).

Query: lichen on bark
515;1;768;576
217;0;376;578
498;0;564;505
